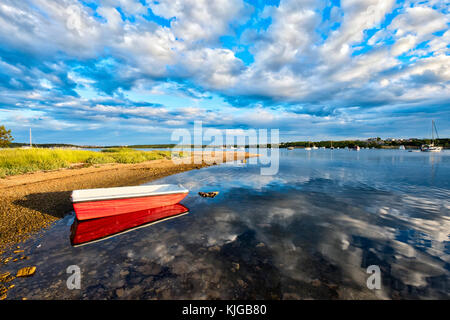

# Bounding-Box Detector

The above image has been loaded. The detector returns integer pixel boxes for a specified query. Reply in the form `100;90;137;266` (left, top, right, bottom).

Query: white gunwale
71;184;189;203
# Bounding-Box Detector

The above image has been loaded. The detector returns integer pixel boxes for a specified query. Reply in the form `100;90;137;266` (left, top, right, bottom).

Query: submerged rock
311;279;321;287
208;245;221;252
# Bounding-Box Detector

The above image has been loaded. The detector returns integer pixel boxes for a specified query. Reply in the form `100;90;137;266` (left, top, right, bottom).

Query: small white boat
399;145;405;150
312;145;318;150
287;147;294;150
305;141;312;150
421;145;443;152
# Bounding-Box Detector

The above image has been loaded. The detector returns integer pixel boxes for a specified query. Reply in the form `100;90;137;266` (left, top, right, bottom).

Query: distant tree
0;125;13;147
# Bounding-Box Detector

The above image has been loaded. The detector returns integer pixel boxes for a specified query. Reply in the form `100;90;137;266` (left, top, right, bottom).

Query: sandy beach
0;151;258;249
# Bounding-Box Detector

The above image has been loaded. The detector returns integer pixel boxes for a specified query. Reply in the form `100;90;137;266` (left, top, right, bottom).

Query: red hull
73;192;188;220
70;204;189;246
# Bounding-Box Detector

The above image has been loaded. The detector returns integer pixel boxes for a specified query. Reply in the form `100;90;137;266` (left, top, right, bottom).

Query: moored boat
421;144;443;152
71;184;189;220
70;204;189;246
305;141;312;150
421;120;443;152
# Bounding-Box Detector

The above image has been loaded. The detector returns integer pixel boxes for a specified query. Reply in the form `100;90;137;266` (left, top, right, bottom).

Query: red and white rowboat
71;184;189;220
70;204;189;246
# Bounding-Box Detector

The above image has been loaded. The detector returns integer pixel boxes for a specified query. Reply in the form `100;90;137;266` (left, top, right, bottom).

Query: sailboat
421;120;443;152
305;141;311;151
330;141;334;150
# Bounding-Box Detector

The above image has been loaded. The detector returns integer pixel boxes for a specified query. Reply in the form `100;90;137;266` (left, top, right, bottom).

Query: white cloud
0;0;449;141
149;0;247;43
390;6;448;38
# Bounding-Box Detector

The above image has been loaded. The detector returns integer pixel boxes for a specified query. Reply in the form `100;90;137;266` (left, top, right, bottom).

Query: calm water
3;149;449;299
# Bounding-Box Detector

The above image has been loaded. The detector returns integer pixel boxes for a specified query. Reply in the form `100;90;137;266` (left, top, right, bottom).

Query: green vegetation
0;126;13;148
0;148;184;178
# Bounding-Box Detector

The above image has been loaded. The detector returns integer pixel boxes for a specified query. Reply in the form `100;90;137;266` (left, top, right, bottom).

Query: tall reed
0;148;176;177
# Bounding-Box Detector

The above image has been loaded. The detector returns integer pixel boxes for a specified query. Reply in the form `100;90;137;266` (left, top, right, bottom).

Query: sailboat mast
30;128;32;148
431;120;434;144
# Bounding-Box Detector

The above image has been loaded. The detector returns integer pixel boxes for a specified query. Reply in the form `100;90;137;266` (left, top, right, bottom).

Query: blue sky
0;0;449;145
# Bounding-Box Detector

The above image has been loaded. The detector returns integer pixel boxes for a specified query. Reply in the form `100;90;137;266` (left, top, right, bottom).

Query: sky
0;0;449;145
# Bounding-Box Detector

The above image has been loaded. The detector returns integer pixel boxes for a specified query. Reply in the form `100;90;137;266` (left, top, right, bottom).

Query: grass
0;148;186;178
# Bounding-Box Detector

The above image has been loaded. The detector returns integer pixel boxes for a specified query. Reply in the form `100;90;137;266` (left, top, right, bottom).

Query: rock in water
16;266;36;277
198;191;219;198
311;279;321;287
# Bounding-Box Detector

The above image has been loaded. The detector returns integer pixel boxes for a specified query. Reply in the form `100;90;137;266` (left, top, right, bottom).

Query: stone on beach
16;266;36;277
0;272;10;281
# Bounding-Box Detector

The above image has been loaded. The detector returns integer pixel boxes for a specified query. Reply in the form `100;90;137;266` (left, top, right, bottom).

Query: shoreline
0;151;258;249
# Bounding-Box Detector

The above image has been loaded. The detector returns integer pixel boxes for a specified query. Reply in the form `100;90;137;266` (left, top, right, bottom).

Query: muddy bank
0;151;257;249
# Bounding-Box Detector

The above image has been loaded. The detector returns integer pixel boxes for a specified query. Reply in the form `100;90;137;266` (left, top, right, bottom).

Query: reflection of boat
71;184;189;220
421;120;442;152
70;204;189;246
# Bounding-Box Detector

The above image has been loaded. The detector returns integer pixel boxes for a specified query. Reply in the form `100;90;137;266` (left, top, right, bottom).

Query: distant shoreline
281;146;448;149
0;151;258;249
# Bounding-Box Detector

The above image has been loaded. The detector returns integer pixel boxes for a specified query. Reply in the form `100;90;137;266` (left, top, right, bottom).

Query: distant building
367;138;383;145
